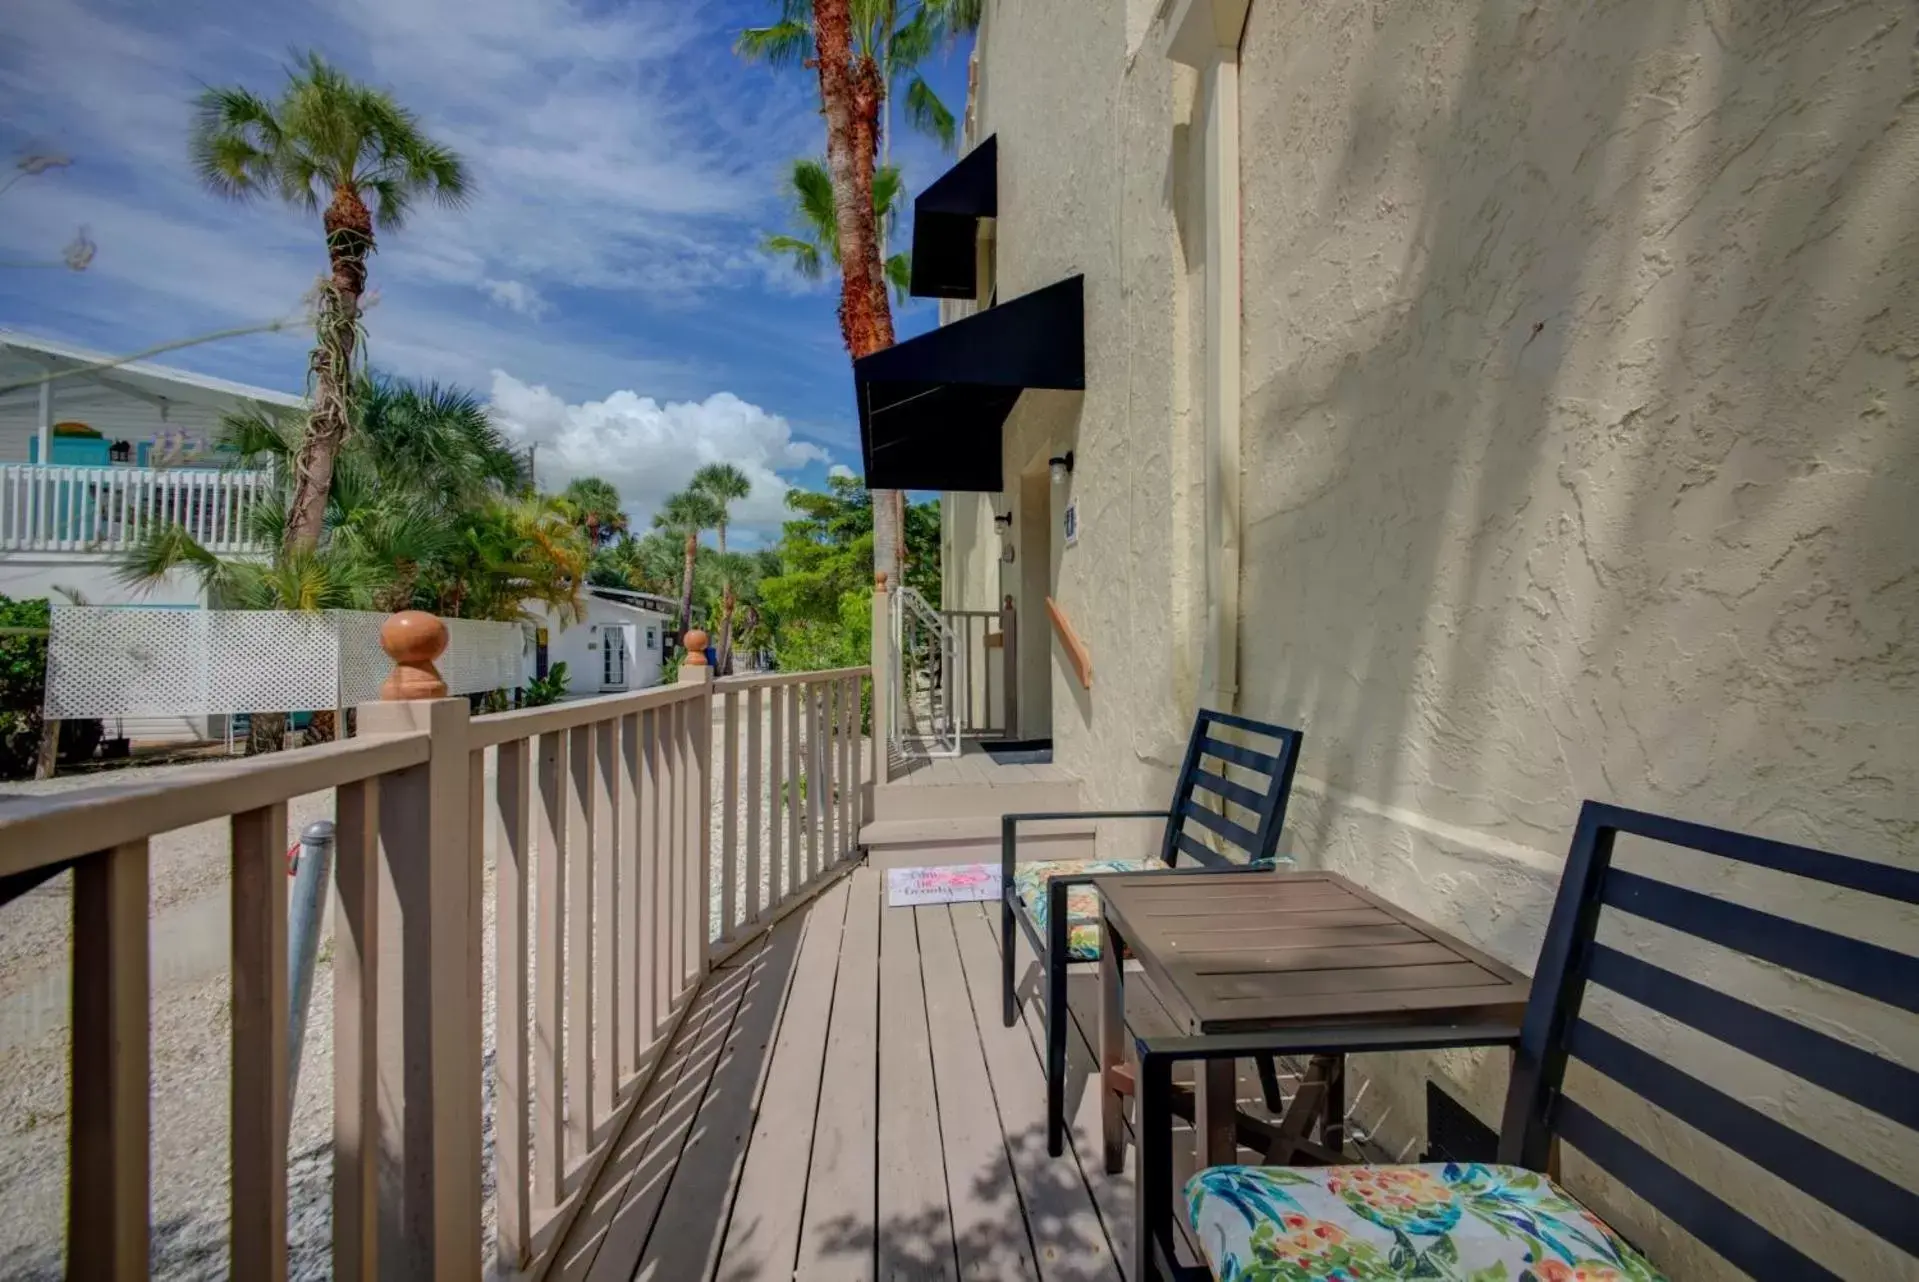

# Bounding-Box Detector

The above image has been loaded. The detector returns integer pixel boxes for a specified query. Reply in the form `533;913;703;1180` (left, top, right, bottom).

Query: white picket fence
43;606;528;718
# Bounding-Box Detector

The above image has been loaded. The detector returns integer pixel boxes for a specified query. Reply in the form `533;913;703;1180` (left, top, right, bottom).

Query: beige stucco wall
967;0;1918;1272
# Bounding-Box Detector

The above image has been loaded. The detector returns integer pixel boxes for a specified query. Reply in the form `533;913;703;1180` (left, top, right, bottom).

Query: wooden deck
548;861;1155;1282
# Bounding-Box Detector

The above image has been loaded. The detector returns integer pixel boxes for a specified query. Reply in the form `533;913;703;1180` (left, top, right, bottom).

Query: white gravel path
0;695;861;1276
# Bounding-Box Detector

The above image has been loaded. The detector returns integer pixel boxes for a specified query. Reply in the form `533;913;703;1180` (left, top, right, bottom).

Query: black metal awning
855;275;1083;492
909;135;996;299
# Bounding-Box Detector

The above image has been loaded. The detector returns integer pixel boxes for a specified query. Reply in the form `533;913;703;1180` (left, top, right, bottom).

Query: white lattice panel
441;618;527;695
46;606;208;718
47;606;532;718
334;611;390;707
206;611;340;714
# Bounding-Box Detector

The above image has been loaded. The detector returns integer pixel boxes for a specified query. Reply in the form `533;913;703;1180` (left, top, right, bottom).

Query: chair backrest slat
1585;944;1919;1128
1604;868;1919;1012
1500;799;1917;1279
1174;830;1232;868
1157;710;1303;869
1554;1098;1845;1282
1189;766;1265;814
1567;1019;1919;1253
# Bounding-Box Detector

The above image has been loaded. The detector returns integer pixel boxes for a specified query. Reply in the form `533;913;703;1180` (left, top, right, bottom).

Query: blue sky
0;0;969;542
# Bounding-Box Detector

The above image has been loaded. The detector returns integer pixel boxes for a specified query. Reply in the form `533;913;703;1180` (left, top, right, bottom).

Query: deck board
795;864;883;1280
712;875;853;1282
878;892;959;1279
628;910;808;1280
947;903;1123;1282
555;946;759;1281
918;900;1041;1280
559;858;1168;1282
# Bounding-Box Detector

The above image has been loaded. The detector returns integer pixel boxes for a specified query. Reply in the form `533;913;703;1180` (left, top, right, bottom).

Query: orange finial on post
380;610;449;700
682;629;710;665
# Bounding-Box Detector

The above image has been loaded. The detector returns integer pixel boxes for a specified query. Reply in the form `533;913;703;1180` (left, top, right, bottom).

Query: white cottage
535;587;673;698
0;330;297;606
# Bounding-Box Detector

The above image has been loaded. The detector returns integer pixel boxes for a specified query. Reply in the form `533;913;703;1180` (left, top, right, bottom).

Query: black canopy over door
854;275;1084;493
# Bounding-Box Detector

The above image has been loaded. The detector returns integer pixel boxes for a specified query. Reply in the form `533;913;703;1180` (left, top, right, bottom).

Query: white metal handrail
891;585;962;758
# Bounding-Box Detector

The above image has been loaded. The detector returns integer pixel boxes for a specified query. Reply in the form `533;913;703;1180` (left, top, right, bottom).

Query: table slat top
1095;870;1531;1035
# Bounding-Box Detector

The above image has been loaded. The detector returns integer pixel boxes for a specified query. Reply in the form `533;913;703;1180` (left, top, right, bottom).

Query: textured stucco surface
967;0;1919;1272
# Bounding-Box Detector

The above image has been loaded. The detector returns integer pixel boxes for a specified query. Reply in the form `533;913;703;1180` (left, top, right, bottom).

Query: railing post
356;611;481;1280
1000;594;1018;740
871;574;892;785
678;631;713;968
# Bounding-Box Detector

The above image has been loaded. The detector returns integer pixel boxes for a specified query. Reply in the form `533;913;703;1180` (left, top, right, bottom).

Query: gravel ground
0;697;854;1276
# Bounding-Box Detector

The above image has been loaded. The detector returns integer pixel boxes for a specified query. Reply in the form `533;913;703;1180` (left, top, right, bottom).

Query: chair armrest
1002;810;1171;880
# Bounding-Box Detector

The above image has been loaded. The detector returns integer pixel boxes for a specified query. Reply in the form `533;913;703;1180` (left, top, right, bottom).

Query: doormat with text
887;863;1002;907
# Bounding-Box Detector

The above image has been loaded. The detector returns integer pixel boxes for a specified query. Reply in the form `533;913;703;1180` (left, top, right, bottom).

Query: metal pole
286;818;335;1119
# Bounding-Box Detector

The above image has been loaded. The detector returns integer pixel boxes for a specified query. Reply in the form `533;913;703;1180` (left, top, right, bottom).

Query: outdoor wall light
1049;451;1075;484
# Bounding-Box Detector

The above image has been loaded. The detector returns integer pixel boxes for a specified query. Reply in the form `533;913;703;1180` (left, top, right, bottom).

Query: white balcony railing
0;462;274;554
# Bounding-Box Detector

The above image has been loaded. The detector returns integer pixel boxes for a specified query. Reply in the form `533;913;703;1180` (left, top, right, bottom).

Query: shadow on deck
547;861;1159;1281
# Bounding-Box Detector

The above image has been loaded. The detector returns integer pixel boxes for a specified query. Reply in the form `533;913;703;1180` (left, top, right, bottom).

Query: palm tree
653;489;724;639
562;476;629;547
738;1;977;590
192;51;470;552
737;1;978;156
763;158;911;302
691;462;753;671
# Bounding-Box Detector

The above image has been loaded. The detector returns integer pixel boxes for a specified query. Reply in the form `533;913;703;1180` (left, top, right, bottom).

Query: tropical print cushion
1186;1163;1667;1282
1012;859;1155;959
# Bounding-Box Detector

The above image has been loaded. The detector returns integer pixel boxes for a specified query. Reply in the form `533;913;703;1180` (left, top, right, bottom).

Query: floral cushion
1186;1163;1667;1282
1011;859;1156;959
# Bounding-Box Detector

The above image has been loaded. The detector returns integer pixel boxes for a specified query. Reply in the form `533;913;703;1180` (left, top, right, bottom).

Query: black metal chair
1000;708;1304;1157
1154;800;1919;1281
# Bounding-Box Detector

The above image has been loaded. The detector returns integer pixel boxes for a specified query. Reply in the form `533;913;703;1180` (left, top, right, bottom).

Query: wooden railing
0;618;871;1280
0;462;274;553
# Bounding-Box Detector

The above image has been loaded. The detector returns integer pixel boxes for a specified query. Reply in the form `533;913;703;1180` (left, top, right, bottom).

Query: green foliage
0;596;49;778
119;378;589;624
192;50;469;230
758;472;936;672
562;476;627;546
524;662;569;707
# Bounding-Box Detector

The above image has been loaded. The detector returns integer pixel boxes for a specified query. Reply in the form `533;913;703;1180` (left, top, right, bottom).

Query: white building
0;331;296;606
536;587;672;698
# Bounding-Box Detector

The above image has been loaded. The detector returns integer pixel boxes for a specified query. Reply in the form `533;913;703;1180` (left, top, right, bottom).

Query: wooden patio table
1093;870;1532;1277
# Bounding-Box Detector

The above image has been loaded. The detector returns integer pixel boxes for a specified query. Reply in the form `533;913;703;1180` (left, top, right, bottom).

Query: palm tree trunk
679;529;697;635
716;522;735;674
813;0;902;588
287;183;372;551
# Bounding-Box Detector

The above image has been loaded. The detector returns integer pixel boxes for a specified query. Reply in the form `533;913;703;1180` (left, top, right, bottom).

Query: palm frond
903;74;956;151
885;251;911;304
763;233;825;279
190;85;286;201
734;20;812;68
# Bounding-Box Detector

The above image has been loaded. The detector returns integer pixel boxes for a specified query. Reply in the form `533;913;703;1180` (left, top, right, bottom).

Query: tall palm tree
763;158;911;302
738;1;976;590
562;476;629;547
691;462;753;671
737;1;978;156
192;51;470;552
653;489;724;639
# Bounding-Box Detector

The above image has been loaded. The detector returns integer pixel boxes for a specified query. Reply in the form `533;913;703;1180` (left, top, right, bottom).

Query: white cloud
827;463;855;480
480;278;549;319
489;371;828;540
